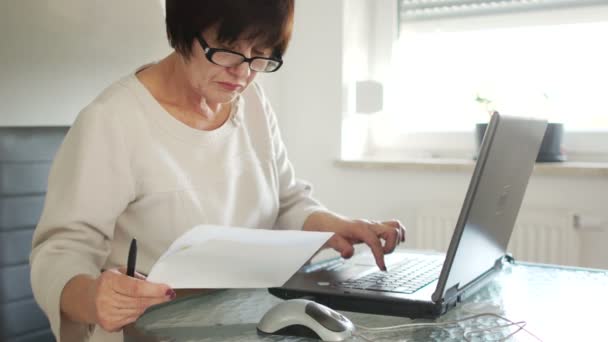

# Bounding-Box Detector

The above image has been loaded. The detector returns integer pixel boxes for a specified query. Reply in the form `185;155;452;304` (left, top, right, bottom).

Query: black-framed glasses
196;34;283;73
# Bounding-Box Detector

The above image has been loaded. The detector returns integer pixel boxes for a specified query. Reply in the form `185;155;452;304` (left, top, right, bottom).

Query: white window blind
399;0;608;22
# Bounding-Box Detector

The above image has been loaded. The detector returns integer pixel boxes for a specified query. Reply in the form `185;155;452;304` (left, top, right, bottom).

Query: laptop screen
432;114;547;303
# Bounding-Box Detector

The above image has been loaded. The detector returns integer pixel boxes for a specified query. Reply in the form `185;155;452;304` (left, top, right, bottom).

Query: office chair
1;127;68;342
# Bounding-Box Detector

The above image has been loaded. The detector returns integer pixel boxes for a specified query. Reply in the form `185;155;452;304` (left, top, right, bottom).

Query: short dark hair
165;0;294;59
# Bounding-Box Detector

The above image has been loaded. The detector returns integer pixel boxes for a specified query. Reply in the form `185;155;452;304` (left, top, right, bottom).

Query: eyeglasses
196;34;283;73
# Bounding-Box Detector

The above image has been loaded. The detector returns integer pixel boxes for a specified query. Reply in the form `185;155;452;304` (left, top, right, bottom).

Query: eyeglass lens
211;51;280;72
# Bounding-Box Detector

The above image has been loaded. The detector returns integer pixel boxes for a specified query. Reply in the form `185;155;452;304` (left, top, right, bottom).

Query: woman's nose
228;60;252;77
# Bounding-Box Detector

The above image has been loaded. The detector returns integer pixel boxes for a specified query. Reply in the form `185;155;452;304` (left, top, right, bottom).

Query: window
346;1;608;162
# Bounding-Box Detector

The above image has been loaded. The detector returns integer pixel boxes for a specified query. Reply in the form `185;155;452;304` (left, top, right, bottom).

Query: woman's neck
138;54;231;131
160;54;224;119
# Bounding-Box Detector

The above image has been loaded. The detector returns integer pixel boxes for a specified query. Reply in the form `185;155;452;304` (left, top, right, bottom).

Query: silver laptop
270;113;548;318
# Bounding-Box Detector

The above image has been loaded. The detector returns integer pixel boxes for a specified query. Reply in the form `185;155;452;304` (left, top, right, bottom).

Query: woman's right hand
88;268;175;332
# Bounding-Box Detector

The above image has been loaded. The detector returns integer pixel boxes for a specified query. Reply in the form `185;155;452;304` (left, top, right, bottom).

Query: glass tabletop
125;262;608;341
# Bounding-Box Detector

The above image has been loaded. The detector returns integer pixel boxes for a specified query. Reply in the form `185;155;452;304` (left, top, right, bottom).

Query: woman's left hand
303;212;406;271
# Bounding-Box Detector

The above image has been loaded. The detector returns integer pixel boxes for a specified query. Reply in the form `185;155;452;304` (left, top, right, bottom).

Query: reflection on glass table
125;262;608;341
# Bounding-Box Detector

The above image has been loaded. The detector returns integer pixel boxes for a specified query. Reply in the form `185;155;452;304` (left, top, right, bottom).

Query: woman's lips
218;82;242;91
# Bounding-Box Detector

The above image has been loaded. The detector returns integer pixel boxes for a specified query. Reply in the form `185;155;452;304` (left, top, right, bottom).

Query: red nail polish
166;289;176;299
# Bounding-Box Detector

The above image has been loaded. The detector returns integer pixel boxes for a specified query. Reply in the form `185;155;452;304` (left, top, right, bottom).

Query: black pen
127;238;137;277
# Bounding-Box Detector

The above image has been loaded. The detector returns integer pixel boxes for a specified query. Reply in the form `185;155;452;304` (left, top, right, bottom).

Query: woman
30;1;405;341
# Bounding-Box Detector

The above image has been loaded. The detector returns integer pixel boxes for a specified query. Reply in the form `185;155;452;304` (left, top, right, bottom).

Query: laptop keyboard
335;256;443;294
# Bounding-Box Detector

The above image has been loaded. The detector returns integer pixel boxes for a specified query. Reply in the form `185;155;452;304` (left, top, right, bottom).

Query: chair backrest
1;127;68;342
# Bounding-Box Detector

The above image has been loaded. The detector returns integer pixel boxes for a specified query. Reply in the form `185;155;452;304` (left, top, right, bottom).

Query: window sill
335;158;608;177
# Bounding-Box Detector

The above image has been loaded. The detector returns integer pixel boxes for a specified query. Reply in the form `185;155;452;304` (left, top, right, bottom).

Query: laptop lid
431;113;548;303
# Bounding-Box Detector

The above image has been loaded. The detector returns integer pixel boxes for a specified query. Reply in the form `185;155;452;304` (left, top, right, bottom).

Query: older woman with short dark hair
30;1;405;341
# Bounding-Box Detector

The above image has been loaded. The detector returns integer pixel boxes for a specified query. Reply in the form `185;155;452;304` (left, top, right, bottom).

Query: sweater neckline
128;64;244;145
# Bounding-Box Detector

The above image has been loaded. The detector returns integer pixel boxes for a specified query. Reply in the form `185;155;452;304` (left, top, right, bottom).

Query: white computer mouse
257;299;355;341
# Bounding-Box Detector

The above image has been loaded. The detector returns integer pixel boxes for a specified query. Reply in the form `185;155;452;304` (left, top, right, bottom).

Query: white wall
269;0;608;269
0;0;170;126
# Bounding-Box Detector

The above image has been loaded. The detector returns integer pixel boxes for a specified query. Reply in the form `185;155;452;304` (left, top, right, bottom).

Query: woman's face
180;27;274;105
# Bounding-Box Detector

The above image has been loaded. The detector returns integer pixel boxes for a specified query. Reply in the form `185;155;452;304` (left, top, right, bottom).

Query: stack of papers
146;225;333;289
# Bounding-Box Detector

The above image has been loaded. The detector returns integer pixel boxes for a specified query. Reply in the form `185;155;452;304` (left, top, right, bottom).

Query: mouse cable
463;319;527;341
354;312;543;342
355;322;525;342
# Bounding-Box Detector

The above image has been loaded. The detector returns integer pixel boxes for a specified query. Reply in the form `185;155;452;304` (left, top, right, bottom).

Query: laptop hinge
495;254;514;270
504;253;515;264
443;283;460;305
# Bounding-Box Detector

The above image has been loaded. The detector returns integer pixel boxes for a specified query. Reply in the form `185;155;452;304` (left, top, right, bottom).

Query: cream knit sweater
30;70;324;341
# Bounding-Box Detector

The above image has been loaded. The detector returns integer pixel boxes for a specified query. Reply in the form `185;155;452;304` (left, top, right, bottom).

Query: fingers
133;272;148;281
94;268;175;332
378;220;407;252
111;271;172;298
111;291;174;311
394;220;407;242
379;226;399;254
357;220;407;270
318;218;406;272
326;234;355;259
94;292;141;331
118;267;148;280
365;222;397;255
354;221;387;271
103;313;140;333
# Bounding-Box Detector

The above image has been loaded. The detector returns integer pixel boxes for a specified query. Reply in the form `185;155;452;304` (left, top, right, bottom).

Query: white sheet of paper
146;225;333;289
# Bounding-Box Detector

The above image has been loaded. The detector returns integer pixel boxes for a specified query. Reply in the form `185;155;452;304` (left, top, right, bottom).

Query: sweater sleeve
253;83;327;230
30;102;135;341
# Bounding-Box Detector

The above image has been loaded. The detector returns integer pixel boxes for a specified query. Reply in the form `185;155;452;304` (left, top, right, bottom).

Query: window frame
348;1;608;162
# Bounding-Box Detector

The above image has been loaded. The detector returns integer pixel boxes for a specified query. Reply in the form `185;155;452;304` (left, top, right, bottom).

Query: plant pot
475;122;566;162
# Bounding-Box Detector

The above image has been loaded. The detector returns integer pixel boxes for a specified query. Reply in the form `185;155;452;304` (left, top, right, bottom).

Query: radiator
409;208;580;266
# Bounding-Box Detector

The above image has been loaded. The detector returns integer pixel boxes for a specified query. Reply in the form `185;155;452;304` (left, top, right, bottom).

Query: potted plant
473;93;566;162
